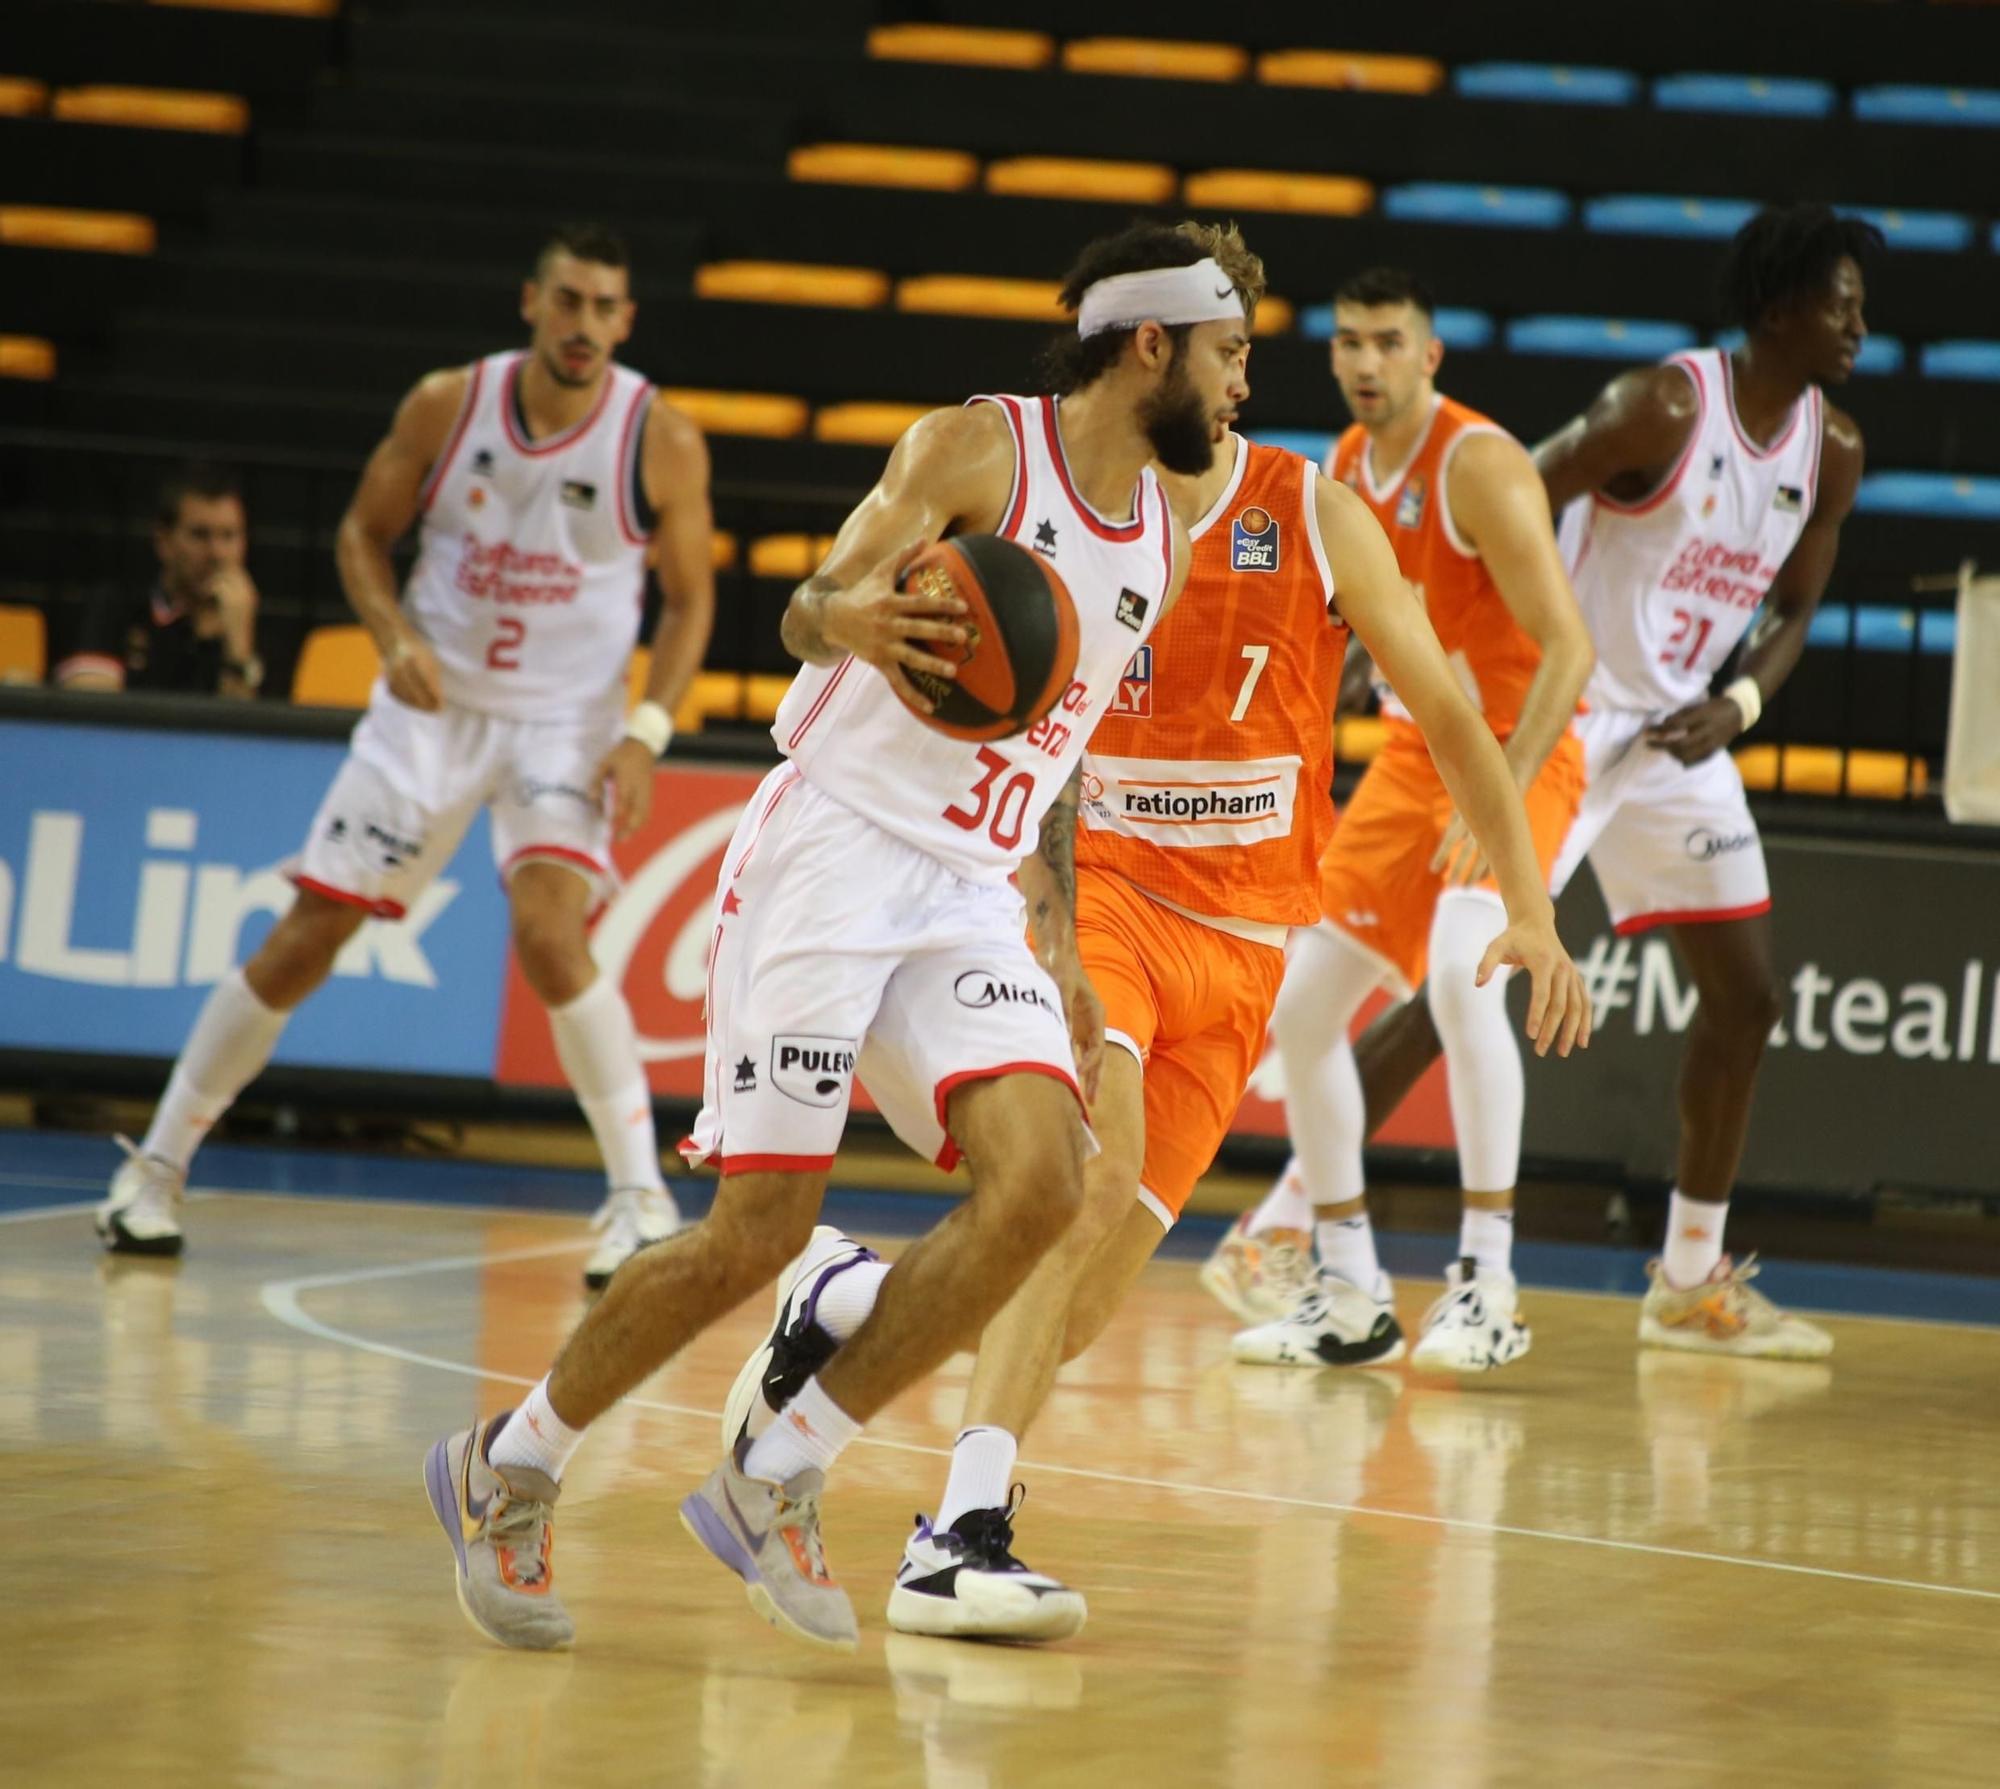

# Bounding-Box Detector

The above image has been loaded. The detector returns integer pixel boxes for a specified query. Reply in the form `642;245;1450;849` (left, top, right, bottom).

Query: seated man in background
55;460;264;699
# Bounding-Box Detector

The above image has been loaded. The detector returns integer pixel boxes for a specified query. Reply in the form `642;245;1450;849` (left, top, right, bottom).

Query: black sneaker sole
101;1224;185;1258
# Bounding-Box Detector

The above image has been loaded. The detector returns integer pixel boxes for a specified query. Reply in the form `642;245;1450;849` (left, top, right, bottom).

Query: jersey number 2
487;617;526;671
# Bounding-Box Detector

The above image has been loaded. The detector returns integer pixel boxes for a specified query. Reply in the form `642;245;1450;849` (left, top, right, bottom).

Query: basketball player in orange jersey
1249;208;1872;1359
96;223;714;1288
718;226;1590;1643
1225;266;1597;1377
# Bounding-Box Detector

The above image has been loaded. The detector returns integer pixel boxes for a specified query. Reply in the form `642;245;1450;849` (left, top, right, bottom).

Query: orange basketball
894;533;1080;741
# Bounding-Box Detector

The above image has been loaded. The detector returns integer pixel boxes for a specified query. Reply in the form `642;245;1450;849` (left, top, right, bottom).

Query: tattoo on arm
780;575;843;664
1031;770;1081;937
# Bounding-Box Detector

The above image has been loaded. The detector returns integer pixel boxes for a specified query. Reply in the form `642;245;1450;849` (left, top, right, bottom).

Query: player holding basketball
1236;206;1870;1359
422;221;1230;1654
717;225;1590;1643
1221;266;1596;1376
96;223;714;1289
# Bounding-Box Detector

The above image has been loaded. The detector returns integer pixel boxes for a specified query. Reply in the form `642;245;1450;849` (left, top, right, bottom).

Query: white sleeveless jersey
403;349;654;720
773;392;1176;885
1565;347;1824;716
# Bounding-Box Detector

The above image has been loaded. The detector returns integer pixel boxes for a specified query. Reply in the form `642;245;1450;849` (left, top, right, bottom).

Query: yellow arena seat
1735;745;1927;799
0;605;47;684
291;625;379;708
787;143;979;192
0;336;57;380
1335;716;1386;764
1252;296;1295;337
693;261;889;309
749;535;838;580
867;24;1054;69
1256;50;1446;94
1062;37;1249;83
0;207;156;254
710;530;738;571
985;157;1177;204
51;86;249;133
896;275;1064;323
814;402;934;447
0;78;49;117
673;671;746;733
742;674;794;724
1183;169;1374;216
148;0;338;16
659;389;809;439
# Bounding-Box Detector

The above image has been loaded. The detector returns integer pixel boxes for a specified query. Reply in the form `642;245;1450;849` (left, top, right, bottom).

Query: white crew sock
1271;922;1383;1211
141;968;290;1169
1315;1210;1384;1293
811;1257;890;1343
1246;1158;1313;1238
935;1426;1019;1530
743;1376;862;1484
1662;1190;1728;1288
488;1375;588;1483
1459;1206;1516;1277
1429;890;1524;1195
547;974;664;1192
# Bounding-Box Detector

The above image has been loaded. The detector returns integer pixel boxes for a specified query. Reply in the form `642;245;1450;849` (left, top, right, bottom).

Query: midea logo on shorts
954;971;1057;1018
1686;827;1757;862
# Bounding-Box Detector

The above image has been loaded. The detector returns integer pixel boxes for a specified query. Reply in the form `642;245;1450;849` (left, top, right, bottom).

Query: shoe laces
1420;1280;1485;1334
949;1484;1029;1571
113;1134;185;1207
485;1492;555;1588
774;1483;833;1580
1712;1255;1783;1323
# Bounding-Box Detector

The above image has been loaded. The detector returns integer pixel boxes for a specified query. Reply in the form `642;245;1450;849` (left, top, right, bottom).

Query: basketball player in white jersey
1245;204;1873;1358
97;224;716;1288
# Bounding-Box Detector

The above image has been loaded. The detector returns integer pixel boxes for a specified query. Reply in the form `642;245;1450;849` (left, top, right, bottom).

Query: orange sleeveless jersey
1076;438;1347;928
1330;394;1541;735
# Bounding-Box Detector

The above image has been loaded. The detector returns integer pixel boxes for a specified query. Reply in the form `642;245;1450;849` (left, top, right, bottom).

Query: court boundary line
257;1242;2000;1607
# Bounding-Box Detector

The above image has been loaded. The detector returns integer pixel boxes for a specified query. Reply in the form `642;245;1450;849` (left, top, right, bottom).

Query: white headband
1076;257;1246;339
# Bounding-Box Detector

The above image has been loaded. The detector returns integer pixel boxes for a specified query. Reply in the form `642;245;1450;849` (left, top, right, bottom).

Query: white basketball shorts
1550;705;1772;934
292;682;622;919
681;764;1086;1177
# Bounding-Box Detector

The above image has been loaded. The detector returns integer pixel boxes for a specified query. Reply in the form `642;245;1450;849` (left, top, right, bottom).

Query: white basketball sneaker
1231;1268;1405;1367
1410;1258;1532;1374
582;1185;682;1289
1198;1212;1316;1324
96;1135;186;1257
1637;1255;1833;1359
886;1489;1085;1642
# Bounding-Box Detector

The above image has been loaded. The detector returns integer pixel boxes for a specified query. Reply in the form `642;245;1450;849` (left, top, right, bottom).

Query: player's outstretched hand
1645;696;1743;765
383;627;445;713
819;542;972;714
596;737;657;840
1475;908;1592;1059
1049;956;1106;1107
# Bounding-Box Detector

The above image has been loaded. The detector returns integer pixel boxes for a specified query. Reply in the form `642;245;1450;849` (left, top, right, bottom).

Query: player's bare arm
1316;475;1590;1056
779;404;1016;709
596;397;718;838
1017;766;1106;1103
1434;430;1596;883
334;367;466;713
1534;363;1702;511
1649;407;1864;765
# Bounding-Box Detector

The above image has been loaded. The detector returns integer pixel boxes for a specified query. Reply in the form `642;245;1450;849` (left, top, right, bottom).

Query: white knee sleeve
1428;891;1522;1194
1272;923;1383;1211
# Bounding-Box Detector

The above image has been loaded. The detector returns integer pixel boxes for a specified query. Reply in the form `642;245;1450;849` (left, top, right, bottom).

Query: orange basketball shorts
1317;718;1585;993
1074;866;1286;1227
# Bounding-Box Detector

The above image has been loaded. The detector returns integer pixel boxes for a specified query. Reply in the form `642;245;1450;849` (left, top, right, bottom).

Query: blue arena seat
1807;605;1958;654
1246;429;1335;465
1297;303;1495;349
1505;315;1698;360
1852;85;2000;128
1855;472;2000;519
1452;64;1639;106
1379;183;1570;229
1920;340;2000;382
1844;207;1974;253
1582;194;1758;239
1652;73;1834;118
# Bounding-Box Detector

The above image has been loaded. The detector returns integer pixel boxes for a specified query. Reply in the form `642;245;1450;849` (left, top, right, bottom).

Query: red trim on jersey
1593;356;1707;518
500;844;610;882
1801;386;1826;519
291;873;406;921
1718;352;1804;462
932;1060;1085;1146
718;1152;838;1177
971;395;1029;539
784;659;853;752
54;652;126;686
1042;398;1145;540
730;765;800;879
419;360;485;515
1615;898;1771;937
499;352;618;457
1153;477;1173;598
613;382;654;547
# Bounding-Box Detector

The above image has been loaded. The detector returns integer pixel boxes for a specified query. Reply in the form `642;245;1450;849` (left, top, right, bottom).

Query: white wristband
624;699;673;757
1723;676;1763;733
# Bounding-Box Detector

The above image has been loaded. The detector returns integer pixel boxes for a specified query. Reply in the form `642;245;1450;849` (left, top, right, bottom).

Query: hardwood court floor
5;1191;1996;1789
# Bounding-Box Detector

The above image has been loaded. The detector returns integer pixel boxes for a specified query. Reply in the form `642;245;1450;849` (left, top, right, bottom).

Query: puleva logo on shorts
1230;505;1280;572
1111;644;1152;718
770;1035;857;1107
953;971;1058;1021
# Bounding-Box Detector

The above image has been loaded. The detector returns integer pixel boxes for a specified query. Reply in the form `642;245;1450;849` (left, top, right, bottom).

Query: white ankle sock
810;1257;890;1343
548;975;664;1192
1315;1211;1383;1292
488;1376;588;1483
935;1426;1019;1530
1246;1159;1313;1237
142;968;289;1169
1662;1190;1728;1288
743;1376;862;1483
1430;891;1525;1193
1460;1206;1516;1276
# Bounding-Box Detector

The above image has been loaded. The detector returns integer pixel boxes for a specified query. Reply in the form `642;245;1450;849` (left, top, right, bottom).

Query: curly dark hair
1718;203;1881;332
533;221;630;280
1037;221;1211;395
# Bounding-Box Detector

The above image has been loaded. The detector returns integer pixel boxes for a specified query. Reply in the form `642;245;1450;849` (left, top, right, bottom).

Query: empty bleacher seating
1060;38;1248;83
1452;63;1639;105
0;605;47;684
290;624;378;707
1652;73;1834;117
866;23;1054;70
1255;50;1443;94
